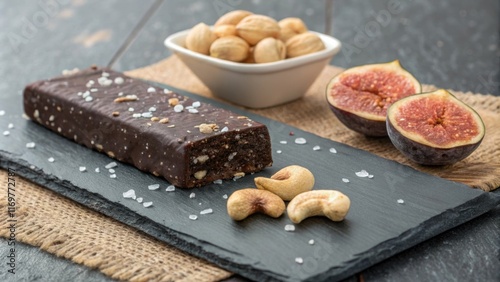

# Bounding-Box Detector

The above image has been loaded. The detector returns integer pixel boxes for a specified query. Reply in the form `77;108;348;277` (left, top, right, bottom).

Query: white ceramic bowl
164;28;341;108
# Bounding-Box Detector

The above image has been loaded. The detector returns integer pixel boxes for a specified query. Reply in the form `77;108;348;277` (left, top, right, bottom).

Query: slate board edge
306;191;500;282
2;81;500;281
2;148;500;282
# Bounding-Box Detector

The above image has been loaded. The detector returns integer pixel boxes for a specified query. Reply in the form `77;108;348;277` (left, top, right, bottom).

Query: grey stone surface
329;0;499;95
0;0;499;281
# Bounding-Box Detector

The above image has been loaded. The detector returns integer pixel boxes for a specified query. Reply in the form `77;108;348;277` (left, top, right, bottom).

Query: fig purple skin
386;89;485;166
328;105;387;137
387;120;483;165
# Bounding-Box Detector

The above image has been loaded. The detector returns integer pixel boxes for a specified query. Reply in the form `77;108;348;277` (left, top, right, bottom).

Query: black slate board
0;83;498;282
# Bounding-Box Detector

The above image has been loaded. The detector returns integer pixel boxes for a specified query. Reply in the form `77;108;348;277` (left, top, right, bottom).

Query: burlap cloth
1;56;499;281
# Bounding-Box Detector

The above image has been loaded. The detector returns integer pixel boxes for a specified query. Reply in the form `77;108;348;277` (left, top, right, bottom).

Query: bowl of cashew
164;14;341;109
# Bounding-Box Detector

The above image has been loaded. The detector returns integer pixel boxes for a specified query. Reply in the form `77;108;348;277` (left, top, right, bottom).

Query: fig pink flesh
394;97;480;146
329;69;417;117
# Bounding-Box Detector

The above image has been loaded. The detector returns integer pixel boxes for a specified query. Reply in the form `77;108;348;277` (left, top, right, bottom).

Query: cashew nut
227;189;285;221
287;190;350;223
254;165;314;201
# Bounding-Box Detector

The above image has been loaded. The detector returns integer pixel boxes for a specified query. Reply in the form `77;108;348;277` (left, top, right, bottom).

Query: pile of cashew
226;165;351;223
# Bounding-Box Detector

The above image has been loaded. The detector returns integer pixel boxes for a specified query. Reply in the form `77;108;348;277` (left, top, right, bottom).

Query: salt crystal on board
123;189;136;199
355;170;370;177
200;208;213;215
148;184;160;190
294;138;307;145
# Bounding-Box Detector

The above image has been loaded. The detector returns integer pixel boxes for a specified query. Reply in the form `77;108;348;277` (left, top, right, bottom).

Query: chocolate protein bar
23;67;273;187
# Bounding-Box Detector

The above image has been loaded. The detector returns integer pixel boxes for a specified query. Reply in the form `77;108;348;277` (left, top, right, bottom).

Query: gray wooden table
1;0;498;281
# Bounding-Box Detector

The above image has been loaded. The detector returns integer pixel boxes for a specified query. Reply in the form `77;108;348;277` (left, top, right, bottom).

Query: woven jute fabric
0;169;232;281
126;55;500;192
1;56;498;282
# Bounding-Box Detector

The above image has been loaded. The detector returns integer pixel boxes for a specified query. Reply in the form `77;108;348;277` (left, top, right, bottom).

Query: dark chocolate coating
23;67;273;187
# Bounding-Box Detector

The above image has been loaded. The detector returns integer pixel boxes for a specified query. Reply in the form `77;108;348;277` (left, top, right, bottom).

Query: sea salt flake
3;131;10;136
128;107;134;112
308;239;315;245
123;189;136;199
222;194;228;199
368;174;374;179
48;157;55;163
285;224;295;232
220;126;228;132
294;138;307;145
200;208;213;215
313;145;321;151
141;112;153;118
109;174;117;179
85;96;93;102
98;76;112;86
295;257;304;264
133;113;141;118
192;101;201;108
189;215;198;220
0;110;5;116
7;123;14;129
174;104;184;113
147;87;156;93
90;88;98;92
279;140;287;144
148;107;157;112
105;162;118;169
163;88;171;93
95;168;100;173
329;148;337;153
355;170;370;178
276;150;282;154
102;71;110;77
136;197;143;203
82;91;90;98
118;92;124;96
188;108;199;114
189;192;196;199
397;199;405;204
108;168;115;173
114;77;124;84
143;201;153;207
213;179;223;185
79;166;87;172
342;178;350;183
166;185;176;192
148;184;160;190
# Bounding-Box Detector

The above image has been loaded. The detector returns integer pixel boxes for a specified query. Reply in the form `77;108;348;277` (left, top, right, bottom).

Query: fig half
326;60;421;136
387;89;485;165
